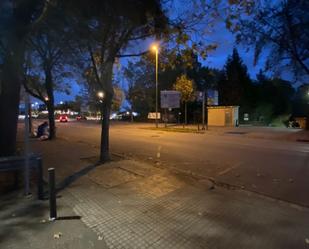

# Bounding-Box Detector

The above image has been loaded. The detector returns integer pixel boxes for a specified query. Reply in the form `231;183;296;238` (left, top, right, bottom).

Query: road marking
217;164;241;176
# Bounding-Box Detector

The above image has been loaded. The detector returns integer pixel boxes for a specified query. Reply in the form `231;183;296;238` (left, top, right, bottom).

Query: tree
124;49;222;123
292;83;309;129
218;48;253;114
112;85;125;113
249;70;295;125
231;0;309;80
125;61;155;120
0;0;54;156
72;1;167;162
174;74;195;125
23;14;72;139
0;0;251;158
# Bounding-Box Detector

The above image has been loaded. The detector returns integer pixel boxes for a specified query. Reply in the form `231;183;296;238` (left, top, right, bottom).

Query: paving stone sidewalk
63;159;309;249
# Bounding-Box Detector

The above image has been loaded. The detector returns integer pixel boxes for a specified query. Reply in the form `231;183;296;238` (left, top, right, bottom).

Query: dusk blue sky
54;0;300;104
54;22;265;104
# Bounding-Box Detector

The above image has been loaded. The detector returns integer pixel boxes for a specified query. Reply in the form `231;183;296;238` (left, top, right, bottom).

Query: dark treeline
124;48;308;126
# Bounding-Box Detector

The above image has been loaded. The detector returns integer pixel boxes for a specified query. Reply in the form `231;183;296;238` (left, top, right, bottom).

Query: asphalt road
55;121;309;207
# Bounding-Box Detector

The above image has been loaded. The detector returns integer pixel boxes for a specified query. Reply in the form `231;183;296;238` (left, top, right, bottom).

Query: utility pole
24;91;30;195
202;91;205;130
155;47;158;128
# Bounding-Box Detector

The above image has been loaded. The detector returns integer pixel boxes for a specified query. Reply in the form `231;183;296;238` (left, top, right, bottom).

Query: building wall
295;117;307;129
208;106;239;127
208;108;225;126
232;107;239;126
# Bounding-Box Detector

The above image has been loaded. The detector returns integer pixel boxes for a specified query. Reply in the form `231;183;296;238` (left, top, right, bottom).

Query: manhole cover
225;131;247;135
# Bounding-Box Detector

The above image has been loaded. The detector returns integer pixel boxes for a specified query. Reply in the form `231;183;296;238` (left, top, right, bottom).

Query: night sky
54;24;264;103
54;1;291;104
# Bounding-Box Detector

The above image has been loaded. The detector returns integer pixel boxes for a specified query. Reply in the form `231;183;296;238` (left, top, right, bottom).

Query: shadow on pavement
0;192;48;246
56;163;99;192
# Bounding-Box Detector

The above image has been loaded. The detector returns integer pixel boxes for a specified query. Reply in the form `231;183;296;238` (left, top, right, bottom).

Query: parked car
59;114;68;122
76;115;87;121
289;120;300;128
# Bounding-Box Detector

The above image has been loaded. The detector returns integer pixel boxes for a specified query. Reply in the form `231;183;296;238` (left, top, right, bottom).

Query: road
54;121;309;207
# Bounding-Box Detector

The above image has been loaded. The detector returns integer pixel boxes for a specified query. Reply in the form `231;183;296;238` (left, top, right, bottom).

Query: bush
270;114;291;127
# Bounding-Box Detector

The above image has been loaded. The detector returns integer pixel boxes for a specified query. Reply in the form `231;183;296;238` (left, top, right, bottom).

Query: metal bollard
48;168;57;220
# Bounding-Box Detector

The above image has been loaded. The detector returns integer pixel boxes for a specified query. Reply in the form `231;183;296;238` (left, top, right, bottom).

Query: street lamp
97;91;105;100
151;44;159;128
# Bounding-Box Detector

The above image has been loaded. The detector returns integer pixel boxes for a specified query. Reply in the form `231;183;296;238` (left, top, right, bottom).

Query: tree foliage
0;0;55;156
218;48;252;108
253;71;295;123
174;74;195;125
231;0;309;80
174;75;195;103
124;58;155;118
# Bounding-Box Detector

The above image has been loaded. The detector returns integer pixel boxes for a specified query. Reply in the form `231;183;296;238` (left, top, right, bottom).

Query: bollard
48;168;57;220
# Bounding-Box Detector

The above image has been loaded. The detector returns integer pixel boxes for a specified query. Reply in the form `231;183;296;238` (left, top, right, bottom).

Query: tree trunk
45;68;56;139
185;102;188;125
99;61;114;163
47;102;56;139
0;39;24;157
28;102;33;134
100;96;112;162
131;106;134;122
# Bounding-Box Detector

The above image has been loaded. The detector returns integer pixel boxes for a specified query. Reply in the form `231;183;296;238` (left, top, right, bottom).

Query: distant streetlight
44;96;49;101
60;101;64;105
97;91;105;120
151;43;159;128
97;91;105;99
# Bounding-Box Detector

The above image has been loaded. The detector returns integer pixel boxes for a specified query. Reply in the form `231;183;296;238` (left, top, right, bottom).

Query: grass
141;126;205;134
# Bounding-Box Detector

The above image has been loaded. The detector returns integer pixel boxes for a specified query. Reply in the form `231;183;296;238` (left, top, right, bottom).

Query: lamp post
307;91;309;130
152;44;159;128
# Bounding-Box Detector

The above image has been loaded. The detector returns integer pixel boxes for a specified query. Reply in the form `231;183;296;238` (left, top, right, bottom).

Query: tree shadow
55;162;100;192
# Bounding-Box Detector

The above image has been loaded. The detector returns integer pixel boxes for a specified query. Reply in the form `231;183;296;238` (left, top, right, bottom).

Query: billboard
195;91;205;102
195;90;218;105
207;90;219;106
160;90;181;108
148;112;161;119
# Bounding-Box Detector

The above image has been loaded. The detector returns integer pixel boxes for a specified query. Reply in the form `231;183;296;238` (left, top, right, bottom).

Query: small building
208;106;239;127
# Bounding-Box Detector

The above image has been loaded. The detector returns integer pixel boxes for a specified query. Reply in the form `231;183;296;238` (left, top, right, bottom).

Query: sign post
160;91;181;109
160;91;181;127
202;91;205;130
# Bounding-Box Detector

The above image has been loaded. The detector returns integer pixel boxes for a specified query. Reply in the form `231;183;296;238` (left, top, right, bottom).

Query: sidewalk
63;159;309;249
0;191;108;249
143;123;309;142
2;135;309;248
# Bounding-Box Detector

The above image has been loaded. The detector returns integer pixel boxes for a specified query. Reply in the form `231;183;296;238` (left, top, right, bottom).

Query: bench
0;154;44;200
